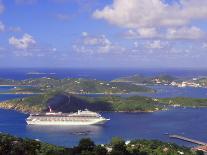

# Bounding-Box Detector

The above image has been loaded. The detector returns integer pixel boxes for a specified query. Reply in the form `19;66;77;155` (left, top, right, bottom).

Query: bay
0;108;206;147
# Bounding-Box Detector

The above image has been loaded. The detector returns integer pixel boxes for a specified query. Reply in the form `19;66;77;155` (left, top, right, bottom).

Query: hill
0;93;164;113
0;133;197;155
112;74;177;84
0;77;154;94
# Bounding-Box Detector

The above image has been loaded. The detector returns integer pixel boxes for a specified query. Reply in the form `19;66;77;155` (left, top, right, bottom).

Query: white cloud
93;0;207;29
126;28;159;39
0;21;5;32
55;13;70;21
73;33;125;54
0;1;4;32
166;26;205;39
0;0;4;14
15;0;37;5
82;32;88;37
125;26;205;40
93;0;207;39
8;26;22;32
202;43;207;49
9;33;36;49
147;40;163;49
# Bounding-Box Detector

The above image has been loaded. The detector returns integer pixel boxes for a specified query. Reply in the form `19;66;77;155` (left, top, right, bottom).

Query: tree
196;150;204;155
110;137;129;155
78;138;95;152
93;145;107;155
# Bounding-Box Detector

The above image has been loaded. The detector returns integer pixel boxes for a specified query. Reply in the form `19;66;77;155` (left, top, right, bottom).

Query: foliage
112;74;176;84
0;133;196;155
0;77;153;94
0;93;164;113
158;97;207;107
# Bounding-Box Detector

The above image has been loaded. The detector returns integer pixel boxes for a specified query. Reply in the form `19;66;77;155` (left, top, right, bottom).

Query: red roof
193;145;207;152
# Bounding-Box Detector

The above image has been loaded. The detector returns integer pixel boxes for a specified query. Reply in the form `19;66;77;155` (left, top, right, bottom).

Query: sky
0;0;207;68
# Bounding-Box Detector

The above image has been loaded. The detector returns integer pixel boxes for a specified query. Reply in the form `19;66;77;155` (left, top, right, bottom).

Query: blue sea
0;68;207;80
0;68;207;147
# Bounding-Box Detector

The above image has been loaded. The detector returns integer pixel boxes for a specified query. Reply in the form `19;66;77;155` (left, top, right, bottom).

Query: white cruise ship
26;108;109;125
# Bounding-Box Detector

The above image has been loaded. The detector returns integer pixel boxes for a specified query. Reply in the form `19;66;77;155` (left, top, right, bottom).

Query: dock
169;135;207;146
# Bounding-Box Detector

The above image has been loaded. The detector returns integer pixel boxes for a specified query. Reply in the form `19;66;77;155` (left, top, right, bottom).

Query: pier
169;135;207;146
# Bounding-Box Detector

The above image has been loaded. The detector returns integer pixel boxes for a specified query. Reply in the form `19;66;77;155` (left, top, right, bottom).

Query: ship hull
26;119;109;126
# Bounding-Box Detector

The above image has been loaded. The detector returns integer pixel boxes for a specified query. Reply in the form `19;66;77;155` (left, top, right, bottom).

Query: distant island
0;77;154;94
113;74;207;88
112;74;176;84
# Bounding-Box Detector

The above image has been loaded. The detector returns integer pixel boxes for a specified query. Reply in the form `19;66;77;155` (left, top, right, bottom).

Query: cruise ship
26;108;110;125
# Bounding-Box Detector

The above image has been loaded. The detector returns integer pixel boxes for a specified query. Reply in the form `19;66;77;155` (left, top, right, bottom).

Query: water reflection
26;125;103;136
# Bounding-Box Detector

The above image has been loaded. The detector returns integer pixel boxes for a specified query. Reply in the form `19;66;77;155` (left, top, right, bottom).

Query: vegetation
0;77;153;94
1;76;207;113
112;74;176;84
0;93;164;113
195;78;207;87
158;97;207;107
0;133;199;155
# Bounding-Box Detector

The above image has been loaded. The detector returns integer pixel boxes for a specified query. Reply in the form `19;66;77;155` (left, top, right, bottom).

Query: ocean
0;68;207;80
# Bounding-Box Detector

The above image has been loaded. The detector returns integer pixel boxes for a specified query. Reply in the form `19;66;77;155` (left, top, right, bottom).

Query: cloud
8;26;22;32
73;33;125;54
0;21;5;32
0;0;4;31
126;28;159;39
55;13;71;21
12;46;56;57
147;40;164;49
9;33;36;49
15;0;37;5
93;0;207;39
93;0;207;28
125;26;205;40
166;26;205;39
0;0;4;14
202;43;207;49
82;32;88;37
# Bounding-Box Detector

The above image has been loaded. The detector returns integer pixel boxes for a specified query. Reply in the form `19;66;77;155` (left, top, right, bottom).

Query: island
158;97;207;108
112;74;176;85
0;93;165;113
1;76;207;113
0;133;199;155
0;77;154;94
112;74;207;88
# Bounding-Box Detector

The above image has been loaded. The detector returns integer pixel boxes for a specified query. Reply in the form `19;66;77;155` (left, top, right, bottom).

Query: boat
26;107;110;125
